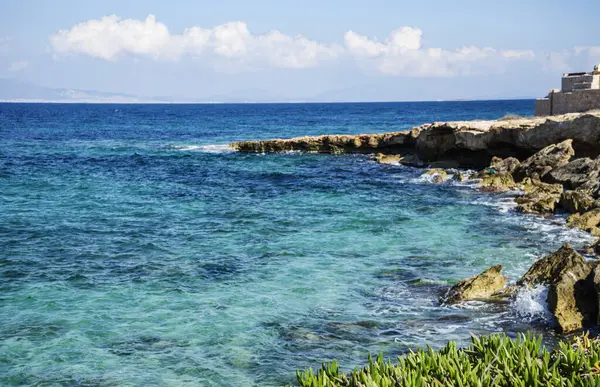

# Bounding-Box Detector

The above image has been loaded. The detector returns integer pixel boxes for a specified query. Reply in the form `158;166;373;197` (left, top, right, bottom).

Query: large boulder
513;140;575;182
445;265;507;304
549;268;597;333
566;208;600;236
545;157;600;190
559;190;596;213
518;244;590;287
514;179;563;215
517;244;596;333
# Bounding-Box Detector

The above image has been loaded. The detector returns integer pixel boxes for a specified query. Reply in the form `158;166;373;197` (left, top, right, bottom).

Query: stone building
535;64;600;116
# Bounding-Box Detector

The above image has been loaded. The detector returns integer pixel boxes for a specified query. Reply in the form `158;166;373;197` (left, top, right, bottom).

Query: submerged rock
451;171;468;182
374;153;403;165
559;190;596;213
513;140;575;182
445;265;507;304
567;208;600;236
517;243;596;333
423;169;449;183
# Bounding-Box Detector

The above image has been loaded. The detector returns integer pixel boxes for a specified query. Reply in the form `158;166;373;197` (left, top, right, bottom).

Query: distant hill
0;78;167;103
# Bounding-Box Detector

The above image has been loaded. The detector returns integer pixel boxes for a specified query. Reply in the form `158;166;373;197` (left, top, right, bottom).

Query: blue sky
0;0;598;101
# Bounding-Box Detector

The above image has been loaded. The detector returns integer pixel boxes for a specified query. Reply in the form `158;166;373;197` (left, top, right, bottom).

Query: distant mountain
0;78;167;103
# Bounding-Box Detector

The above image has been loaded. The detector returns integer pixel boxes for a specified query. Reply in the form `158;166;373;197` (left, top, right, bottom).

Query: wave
512;285;553;323
166;144;233;153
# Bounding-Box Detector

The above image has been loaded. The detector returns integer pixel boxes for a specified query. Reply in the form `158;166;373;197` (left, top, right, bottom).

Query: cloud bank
50;15;599;77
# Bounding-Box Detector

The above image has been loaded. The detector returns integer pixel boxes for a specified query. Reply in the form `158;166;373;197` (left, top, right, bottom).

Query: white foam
513;285;553;323
167;144;233;153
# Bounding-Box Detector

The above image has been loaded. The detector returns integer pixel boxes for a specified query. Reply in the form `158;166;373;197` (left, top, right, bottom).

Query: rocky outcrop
445;265;507;304
231;111;600;168
231;131;418;154
517;244;596;333
512;140;574;182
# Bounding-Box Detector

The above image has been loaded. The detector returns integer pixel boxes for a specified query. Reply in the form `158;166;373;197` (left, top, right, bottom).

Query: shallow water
0;101;593;386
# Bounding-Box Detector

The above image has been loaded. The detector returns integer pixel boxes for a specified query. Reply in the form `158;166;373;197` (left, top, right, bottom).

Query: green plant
296;333;600;386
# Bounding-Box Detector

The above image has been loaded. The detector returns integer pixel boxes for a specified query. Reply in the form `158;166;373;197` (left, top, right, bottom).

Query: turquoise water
0;101;593;386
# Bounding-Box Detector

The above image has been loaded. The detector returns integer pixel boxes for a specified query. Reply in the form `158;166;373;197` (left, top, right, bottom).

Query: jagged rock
490;156;521;174
423;169;448;183
518;244;596;333
513;140;575;182
479;173;517;192
445;265;507;304
559;190;596;213
518;244;590;287
514;179;562;215
567;209;600;236
374;153;403;165
545;157;600;190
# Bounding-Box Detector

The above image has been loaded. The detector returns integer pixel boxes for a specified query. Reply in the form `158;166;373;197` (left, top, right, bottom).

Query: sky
0;0;599;102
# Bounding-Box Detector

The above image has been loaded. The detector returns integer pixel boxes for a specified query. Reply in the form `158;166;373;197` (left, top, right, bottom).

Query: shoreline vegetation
230;110;600;385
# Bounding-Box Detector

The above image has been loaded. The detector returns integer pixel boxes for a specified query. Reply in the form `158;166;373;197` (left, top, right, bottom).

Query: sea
0;100;594;386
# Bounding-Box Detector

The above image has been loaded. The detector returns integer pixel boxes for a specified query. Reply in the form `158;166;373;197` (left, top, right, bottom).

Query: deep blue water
0;100;593;386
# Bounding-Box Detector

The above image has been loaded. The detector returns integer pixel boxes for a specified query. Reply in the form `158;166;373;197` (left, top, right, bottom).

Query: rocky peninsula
231;110;600;334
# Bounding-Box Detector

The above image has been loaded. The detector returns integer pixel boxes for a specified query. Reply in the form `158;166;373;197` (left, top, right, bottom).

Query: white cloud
344;29;535;77
53;15;574;77
9;60;28;72
50;15;341;69
542;46;600;74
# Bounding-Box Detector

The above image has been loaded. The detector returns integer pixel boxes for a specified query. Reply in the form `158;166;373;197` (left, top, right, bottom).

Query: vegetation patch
296;333;600;386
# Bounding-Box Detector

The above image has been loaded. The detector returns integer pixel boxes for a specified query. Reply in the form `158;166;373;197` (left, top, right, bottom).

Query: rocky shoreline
230;110;600;334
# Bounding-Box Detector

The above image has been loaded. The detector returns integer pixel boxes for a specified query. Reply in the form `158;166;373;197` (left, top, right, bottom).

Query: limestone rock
232;112;600;169
490;156;521;174
518;243;590;287
559;190;596;213
445;265;507;304
567;208;600;236
582;239;600;256
513;140;575;182
518;243;596;332
548;268;597;333
479;173;517;192
545;157;600;190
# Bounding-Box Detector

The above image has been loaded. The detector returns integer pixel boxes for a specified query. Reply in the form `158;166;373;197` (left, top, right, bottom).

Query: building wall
535;89;600;116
